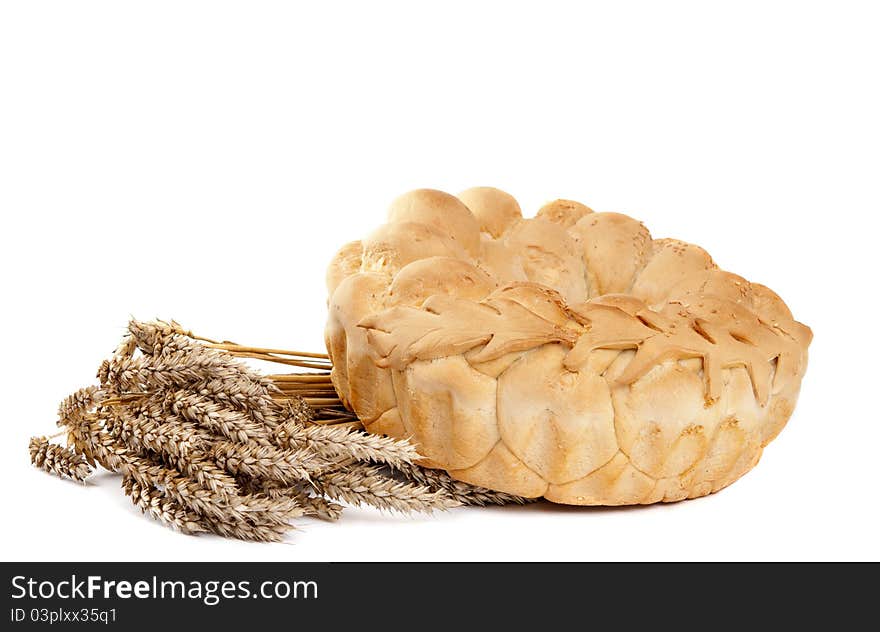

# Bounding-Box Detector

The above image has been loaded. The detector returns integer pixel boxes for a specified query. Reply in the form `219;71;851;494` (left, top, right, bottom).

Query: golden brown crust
325;188;811;505
326;240;364;297
387;189;482;257
362;221;468;277
536;199;593;227
458;187;523;238
504;218;589;304
388;257;497;307
569;212;652;296
630;238;715;306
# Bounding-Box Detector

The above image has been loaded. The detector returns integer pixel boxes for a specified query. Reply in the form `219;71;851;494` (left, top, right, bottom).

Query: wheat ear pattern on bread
324;188;811;505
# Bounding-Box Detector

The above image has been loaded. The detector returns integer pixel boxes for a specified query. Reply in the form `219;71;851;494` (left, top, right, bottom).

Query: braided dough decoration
325;188;811;504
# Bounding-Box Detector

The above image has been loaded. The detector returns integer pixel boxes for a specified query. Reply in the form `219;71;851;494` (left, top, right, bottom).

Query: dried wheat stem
99;394;147;407
224;352;331;370
206;344;329;360
272;394;358;425
272;382;336;392
276;391;338;401
273;388;338;398
269;373;333;383
307;412;360;424
300;397;342;406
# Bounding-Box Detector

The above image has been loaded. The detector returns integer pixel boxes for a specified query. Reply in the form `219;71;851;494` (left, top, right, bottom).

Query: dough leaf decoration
565;296;807;406
358;293;580;370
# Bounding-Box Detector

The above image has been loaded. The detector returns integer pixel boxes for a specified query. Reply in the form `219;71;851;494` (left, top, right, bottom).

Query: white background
1;1;877;562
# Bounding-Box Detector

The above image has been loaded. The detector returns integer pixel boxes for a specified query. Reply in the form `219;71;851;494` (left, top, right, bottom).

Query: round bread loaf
325;187;811;504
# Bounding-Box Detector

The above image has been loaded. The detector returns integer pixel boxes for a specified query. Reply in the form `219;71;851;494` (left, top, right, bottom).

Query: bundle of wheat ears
29;320;525;541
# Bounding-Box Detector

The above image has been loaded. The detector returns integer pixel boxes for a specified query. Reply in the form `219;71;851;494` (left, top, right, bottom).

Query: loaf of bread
324;188;811;504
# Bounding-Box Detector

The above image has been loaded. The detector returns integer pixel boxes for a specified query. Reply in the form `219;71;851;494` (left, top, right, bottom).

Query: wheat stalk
122;475;206;535
161;390;272;445
277;420;421;470
390;461;533;506
30;318;529;542
313;465;460;514
211;441;326;485
57;386;105;424
29;436;92;482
